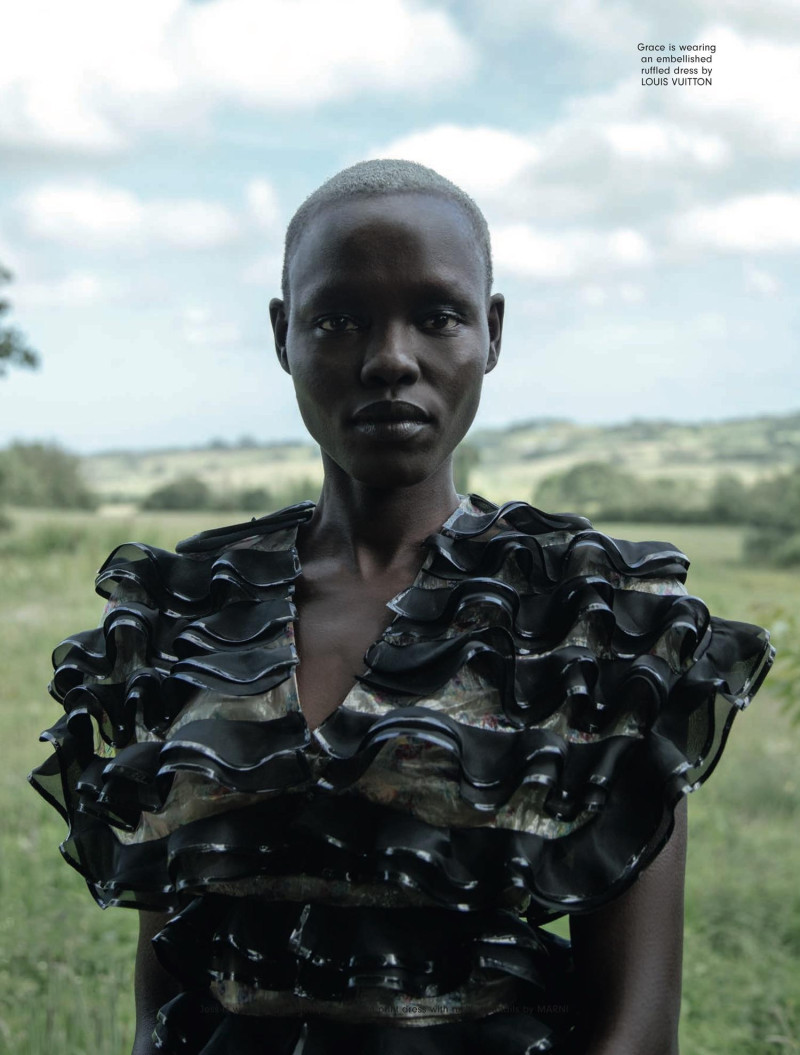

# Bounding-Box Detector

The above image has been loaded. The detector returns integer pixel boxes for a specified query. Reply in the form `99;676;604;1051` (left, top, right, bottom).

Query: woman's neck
299;454;460;577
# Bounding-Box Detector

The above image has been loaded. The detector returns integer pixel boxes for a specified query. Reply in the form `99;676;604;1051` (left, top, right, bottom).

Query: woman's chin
331;450;448;492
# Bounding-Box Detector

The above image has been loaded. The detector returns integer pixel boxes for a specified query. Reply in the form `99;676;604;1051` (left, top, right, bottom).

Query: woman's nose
359;324;421;388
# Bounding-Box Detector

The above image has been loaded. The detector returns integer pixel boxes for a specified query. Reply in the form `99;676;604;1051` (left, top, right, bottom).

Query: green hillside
79;410;800;507
470;411;800;503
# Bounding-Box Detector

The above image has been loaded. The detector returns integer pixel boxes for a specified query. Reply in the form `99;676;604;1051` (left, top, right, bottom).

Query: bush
0;521;88;558
534;462;800;528
139;475;319;514
742;528;800;569
745;467;800;530
140;475;212;511
535;461;635;518
269;477;318;509
0;442;97;509
708;474;749;524
454;442;480;495
531;461;698;520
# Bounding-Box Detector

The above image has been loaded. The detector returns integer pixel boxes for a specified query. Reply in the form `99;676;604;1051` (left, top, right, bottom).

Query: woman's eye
317;315;359;333
423;312;461;331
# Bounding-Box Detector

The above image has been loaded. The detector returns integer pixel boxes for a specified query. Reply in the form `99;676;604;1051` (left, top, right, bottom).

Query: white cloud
493;224;649;281
13;271;116;308
471;0;800;48
187;0;474;105
468;0;644;53
18;182;241;249
602;122;729;167
246;179;281;231
661;28;800;158
0;0;186;151
662;0;797;40
674;193;800;252
0;0;475;153
370;125;539;196
608;229;649;264
154;199;241;249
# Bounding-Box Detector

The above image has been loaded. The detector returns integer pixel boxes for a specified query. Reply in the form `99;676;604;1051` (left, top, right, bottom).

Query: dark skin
133;190;686;1054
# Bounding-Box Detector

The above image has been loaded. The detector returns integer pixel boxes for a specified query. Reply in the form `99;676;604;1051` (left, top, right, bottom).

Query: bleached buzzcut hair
281;158;493;304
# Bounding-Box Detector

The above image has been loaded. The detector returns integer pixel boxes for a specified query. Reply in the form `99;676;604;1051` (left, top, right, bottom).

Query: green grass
1;510;798;1053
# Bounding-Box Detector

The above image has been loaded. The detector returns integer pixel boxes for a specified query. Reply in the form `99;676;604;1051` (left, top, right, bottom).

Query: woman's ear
269;298;290;374
485;293;504;374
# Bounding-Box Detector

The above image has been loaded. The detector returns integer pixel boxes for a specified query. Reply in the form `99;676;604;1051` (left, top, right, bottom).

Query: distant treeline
2;443;799;566
534;461;800;567
140;475;319;514
535;461;799;525
139;445;480;514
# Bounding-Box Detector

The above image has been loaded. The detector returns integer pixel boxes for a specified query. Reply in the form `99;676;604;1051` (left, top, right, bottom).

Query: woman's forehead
288;192;487;299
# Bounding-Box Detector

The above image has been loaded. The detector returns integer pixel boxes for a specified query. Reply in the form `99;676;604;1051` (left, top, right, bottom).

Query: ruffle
30;498;773;917
16;785;665;914
150;892;574;1052
152;997;569;1054
152;898;566;999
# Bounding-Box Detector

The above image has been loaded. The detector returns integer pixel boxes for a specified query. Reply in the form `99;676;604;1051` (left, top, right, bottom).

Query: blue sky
1;0;798;452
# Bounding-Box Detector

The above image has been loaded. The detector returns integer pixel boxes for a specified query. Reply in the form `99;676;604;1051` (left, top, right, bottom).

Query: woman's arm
131;910;181;1055
569;798;688;1055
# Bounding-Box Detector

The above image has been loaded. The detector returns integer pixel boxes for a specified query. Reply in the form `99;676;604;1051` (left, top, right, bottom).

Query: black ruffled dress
30;496;773;1053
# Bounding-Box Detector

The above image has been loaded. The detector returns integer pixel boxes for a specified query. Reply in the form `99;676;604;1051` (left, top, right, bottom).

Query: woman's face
270;191;504;489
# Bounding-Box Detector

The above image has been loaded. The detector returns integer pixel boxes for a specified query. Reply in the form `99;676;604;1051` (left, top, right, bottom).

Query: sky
0;0;798;453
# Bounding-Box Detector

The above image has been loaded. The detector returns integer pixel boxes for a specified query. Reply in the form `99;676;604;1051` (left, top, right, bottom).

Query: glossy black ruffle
153;996;571;1055
153;897;568;998
30;497;773;916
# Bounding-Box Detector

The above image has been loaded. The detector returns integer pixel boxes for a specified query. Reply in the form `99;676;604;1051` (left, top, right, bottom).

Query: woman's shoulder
173;501;316;555
93;501;315;609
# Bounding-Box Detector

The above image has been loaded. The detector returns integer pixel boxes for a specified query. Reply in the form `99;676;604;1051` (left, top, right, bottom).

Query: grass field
1;509;798;1054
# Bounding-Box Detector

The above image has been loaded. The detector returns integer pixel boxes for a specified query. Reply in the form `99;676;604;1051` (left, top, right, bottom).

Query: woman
31;160;773;1054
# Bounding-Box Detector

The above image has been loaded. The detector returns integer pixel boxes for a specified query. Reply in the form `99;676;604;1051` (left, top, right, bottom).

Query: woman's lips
352;419;429;440
350;400;432;440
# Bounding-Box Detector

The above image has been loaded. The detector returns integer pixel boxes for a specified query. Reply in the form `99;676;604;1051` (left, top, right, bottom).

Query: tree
141;475;212;511
0;442;97;509
535;461;638;518
0;265;39;378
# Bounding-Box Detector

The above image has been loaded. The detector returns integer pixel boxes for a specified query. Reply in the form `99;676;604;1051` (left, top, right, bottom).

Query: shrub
271;477;318;508
0;442;97;509
534;462;641;519
746;467;800;529
0;521;88;558
742;528;800;569
454;442;480;496
140;475;212;511
238;487;274;512
708;474;748;524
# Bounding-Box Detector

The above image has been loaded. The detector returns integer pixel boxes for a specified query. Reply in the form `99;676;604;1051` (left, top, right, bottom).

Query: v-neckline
282;496;474;735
